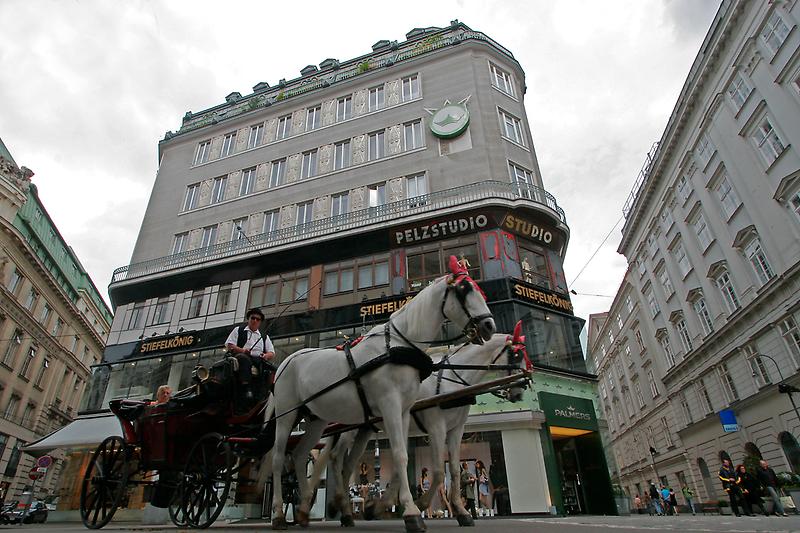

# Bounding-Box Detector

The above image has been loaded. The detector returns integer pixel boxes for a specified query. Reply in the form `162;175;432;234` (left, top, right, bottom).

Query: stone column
387;124;403;155
386;79;401;106
318;144;333;173
286;154;301;183
197;179;213;207
280;205;297;228
350;186;367;211
248;213;265;236
351;135;367;164
255;163;269;192
209;135;224;160
321;99;336;127
353;89;368;116
313;196;330;220
235;127;249;152
292;109;305;135
216;221;233;244
264;118;278;143
387;177;404;203
187;228;203;250
226;171;242;199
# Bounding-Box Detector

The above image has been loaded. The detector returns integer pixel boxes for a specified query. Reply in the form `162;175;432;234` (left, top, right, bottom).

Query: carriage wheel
168;486;189;528
80;436;130;529
182;432;233;529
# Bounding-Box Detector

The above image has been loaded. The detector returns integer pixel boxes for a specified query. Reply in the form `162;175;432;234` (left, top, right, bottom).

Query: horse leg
328;431;355;522
339;428;372;525
447;423;473;526
270;416;294;530
416;413;446;512
380;403;425;533
293;419;327;527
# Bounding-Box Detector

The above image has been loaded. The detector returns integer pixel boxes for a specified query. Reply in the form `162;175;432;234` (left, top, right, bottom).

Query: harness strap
343;340;374;424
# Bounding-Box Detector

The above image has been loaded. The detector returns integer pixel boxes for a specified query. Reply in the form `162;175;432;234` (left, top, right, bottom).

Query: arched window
718;450;731;464
697;458;717;499
780;432;800;473
744;442;763;459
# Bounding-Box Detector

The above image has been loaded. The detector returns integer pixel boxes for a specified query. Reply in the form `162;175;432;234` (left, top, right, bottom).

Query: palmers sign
393;214;489;246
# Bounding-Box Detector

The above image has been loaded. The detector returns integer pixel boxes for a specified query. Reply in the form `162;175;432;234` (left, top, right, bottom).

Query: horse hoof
363;503;377;521
404;515;427;532
272;517;288;530
340;515;355;527
456;514;475;526
327;502;339;519
296;509;310;527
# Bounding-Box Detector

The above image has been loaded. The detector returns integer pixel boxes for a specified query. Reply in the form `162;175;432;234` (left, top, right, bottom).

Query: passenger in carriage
154;385;172;405
225;307;276;401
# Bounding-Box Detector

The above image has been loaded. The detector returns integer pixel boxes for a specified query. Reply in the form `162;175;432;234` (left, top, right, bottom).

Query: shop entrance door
553;437;586;514
551;430;617;515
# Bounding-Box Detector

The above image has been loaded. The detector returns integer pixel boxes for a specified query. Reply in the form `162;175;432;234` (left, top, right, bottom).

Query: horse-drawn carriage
81;257;532;532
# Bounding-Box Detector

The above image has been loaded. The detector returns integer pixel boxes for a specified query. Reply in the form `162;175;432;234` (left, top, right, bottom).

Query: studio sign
554;404;592;421
139;333;196;354
502;214;554;245
395;214;488;245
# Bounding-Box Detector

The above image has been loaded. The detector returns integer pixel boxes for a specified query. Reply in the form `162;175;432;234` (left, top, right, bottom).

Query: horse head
498;320;532;402
443;255;495;343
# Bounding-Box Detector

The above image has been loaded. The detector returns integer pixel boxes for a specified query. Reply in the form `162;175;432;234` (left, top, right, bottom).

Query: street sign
36;455;53;468
28;467;44;481
719;409;739;433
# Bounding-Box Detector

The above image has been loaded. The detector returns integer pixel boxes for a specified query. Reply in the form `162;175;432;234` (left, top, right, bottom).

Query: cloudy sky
1;0;719;324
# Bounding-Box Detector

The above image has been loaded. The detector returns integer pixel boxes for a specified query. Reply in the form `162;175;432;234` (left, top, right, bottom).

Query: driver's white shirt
225;326;275;358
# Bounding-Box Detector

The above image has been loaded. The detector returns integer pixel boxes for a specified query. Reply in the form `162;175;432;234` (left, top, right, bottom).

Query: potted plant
612;484;629;516
718;499;731;515
777;472;800;510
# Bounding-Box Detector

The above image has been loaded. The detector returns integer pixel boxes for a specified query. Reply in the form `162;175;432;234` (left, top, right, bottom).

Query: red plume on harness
509;320;533;371
447;255;487;300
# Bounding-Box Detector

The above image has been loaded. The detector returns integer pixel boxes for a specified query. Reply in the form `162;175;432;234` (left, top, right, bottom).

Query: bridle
440;270;493;345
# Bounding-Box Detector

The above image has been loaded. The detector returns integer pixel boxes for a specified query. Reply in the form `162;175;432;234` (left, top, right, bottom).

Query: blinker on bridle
441;268;493;345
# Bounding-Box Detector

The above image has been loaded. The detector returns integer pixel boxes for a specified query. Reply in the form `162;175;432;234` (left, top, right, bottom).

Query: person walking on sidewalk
649;483;662;515
669;488;679;516
681;485;696;515
756;460;788;516
736;464;768;516
719;459;743;516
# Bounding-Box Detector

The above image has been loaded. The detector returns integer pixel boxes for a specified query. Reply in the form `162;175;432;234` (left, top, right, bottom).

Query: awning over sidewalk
21;413;122;458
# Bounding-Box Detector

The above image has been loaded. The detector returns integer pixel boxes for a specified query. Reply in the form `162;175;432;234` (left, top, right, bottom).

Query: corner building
78;21;612;519
590;0;800;507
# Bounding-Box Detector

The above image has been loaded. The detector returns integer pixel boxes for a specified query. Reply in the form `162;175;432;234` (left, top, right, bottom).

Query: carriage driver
225;307;276;399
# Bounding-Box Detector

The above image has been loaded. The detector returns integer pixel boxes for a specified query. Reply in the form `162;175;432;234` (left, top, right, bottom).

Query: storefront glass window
518;244;551;289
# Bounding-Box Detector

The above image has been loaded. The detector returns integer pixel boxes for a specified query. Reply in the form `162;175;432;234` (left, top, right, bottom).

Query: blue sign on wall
719;409;739;433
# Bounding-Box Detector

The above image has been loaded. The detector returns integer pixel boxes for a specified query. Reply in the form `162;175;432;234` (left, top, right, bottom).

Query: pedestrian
718;458;743;516
419;467;432;517
358;462;370;502
669;488;679;515
660;485;671;515
460;462;478;520
634;494;642;514
225;307;275;402
735;464;767;516
756;460;788;516
649;482;662;515
475;460;491;512
644;492;653;515
681;485;696;515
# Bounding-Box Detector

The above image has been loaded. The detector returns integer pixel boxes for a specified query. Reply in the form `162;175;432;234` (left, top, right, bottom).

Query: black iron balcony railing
111;180;566;284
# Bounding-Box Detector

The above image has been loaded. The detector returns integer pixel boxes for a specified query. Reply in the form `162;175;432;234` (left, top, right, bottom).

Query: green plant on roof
276;90;286;101
357;60;371;73
247;97;261;111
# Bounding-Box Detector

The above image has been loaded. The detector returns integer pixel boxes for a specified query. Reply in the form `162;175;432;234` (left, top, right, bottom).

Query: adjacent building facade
43;21;613;519
590;0;800;503
0;138;112;503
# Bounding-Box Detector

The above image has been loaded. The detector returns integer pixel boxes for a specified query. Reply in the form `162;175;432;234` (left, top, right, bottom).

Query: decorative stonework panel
318;144;333;173
197;179;213;207
217;221;232;244
387;177;404;203
255;163;269;192
235;127;249;152
226;171;242;199
292;110;305;134
354;89;368;116
350;186;367;211
321;99;336;126
286;154;301;183
248;212;264;236
280;205;297;229
386;79;401;106
209;136;223;160
313;196;330;220
352;134;367;164
264;118;278;143
387;125;403;155
187;229;203;250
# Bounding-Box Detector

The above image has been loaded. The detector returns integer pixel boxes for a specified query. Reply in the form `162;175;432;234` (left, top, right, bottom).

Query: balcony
111;180;566;285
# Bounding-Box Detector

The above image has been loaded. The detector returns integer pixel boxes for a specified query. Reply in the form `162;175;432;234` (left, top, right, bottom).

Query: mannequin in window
521;255;533;283
457;253;471;271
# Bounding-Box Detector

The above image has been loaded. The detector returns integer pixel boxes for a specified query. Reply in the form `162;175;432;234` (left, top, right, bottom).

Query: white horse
267;257;495;533
324;321;531;527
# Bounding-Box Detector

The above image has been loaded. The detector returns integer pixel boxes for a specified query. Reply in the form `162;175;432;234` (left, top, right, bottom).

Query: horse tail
258;395;277;452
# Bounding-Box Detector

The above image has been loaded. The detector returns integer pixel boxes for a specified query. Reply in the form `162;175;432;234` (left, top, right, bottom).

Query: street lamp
756;353;800;426
649;446;661;482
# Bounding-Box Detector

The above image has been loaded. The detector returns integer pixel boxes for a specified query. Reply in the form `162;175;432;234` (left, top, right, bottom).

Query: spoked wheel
182;432;233;529
168;486;188;527
80;436;130;529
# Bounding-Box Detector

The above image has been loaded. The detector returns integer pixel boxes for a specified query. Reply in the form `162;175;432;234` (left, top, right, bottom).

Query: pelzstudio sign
393;213;490;246
138;333;197;355
538;392;598;431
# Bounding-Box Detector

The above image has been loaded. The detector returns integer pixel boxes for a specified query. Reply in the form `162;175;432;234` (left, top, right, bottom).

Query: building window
637;257;646;277
634;380;645;408
324;267;354;295
623;345;632;366
368;86;385;111
714;173;741;219
24;288;39;311
745;347;771;388
263;210;280;234
300;150;318;179
608;329;614;345
693;296;714;336
727;71;752;112
368;131;385;161
634;329;645;353
247;123;264;149
34;359;48;388
128;302;146;330
216;284;233;313
743;236;775;286
8;268;23;295
761;11;791;55
276;115;291;140
648;369;658;398
599;382;607;399
404;120;424;150
647;231;659;258
3;395;19;419
675;318;693;353
626;295;633;312
280;276;309;303
715;269;740;313
172;232;188;255
40;303;52;324
691;211;713;251
183;183;200;211
337;96;352;122
718;362;739;402
499;109;524;145
334;141;351;170
660;206;675;232
661;417;673;447
231;218;248;244
152;297;170;325
673;240;691;278
519;244;551;289
52;318;64;337
406;173;427;202
194;140;211;165
221;132;236;157
696;378;713;414
210;176;227;204
331;192;349;217
779;316;800;367
658;267;674;298
676;174;691;202
646;289;660;318
270;159;286;188
19;346;37;379
187;290;205;319
296;201;313;226
70;335;79;352
752;116;786;166
402;74;420;101
240;167;256;196
695;132;716;168
200;225;218;249
368;183;387;215
490;63;515;96
509;162;535;199
788;190;800;222
680;393;693;426
305;106;321;131
658;333;676;367
248;278;279;309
